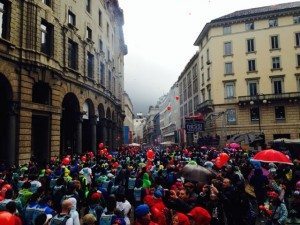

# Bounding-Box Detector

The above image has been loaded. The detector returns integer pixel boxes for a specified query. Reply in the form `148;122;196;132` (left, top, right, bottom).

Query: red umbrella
253;149;293;165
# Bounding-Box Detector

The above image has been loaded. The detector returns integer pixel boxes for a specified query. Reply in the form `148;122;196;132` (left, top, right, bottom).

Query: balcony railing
238;92;300;104
197;100;213;112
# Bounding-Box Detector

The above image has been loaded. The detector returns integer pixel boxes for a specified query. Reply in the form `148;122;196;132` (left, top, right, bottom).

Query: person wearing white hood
68;197;80;225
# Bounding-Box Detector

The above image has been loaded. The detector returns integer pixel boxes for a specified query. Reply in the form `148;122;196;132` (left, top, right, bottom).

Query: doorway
31;115;50;166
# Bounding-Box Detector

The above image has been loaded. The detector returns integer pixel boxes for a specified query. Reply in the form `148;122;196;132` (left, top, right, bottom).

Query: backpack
99;214;113;225
49;214;70;225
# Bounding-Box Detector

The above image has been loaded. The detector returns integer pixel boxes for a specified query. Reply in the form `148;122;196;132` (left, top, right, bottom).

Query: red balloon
98;143;104;149
113;162;119;168
214;157;223;168
98;149;104;155
88;151;94;158
62;157;71;165
107;154;113;160
175;96;180;101
219;153;229;161
167;106;171;111
0;211;15;225
81;155;87;162
147;149;155;160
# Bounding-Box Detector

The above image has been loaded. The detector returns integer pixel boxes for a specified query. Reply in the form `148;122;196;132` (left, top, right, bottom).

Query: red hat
188;207;211;225
267;191;279;199
91;192;102;201
177;212;190;225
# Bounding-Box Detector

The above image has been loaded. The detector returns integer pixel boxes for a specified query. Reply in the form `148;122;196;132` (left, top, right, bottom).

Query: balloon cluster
97;143;113;161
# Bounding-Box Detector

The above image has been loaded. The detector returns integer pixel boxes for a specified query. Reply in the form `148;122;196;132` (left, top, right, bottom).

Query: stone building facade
0;0;127;165
193;2;300;144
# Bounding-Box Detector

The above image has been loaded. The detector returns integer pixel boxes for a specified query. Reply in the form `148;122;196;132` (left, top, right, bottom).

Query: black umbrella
181;163;213;183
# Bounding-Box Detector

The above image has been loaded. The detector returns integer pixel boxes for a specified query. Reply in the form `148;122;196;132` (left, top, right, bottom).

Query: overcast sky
118;0;294;115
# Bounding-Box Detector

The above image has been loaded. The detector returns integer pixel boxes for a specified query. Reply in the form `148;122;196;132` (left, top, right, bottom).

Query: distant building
178;52;200;146
193;2;300;144
133;116;146;144
123;92;134;144
158;83;180;143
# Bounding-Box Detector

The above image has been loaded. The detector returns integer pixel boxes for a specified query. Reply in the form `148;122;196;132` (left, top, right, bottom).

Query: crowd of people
0;143;299;225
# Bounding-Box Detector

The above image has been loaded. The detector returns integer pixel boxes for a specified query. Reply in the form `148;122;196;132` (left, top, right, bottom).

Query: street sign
185;120;205;133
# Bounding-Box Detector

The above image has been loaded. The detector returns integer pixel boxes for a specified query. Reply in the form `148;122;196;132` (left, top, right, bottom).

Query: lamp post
250;97;267;133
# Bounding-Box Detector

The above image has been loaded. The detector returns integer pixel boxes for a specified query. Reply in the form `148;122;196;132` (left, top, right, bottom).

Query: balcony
238;92;300;105
197;100;214;113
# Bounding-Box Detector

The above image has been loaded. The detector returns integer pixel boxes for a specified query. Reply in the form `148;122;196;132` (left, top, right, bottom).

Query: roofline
193;5;300;46
177;51;199;82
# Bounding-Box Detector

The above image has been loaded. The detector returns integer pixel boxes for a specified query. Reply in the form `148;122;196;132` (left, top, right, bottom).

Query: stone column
107;120;112;149
90;115;97;153
76;112;83;154
7;101;18;165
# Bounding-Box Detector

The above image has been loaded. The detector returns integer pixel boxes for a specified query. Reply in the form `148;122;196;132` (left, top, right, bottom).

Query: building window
295;33;300;47
225;62;233;75
206;49;210;62
193;78;198;94
227;109;236;124
193;95;198;110
207;67;210;80
86;26;92;41
224;42;232;56
275;106;285;120
184;104;188;116
248;59;256;72
40;20;53;56
273;79;283;94
272;57;281;69
107;49;110;60
188;100;193;115
192;64;198;79
68;39;78;70
248;82;258;96
207;86;211;100
297;54;300;67
225;82;235;98
0;1;9;39
250;107;260;121
100;62;105;85
245;22;254;30
271;35;279;49
201;89;205;102
201;74;204;85
86;0;91;13
68;10;76;27
106;23;109;38
223;26;231;34
99;39;103;52
247;39;255;52
99;10;102;27
108;70;112;90
87;52;94;79
42;0;51;7
293;16;300;24
201;56;204;68
269;18;278;27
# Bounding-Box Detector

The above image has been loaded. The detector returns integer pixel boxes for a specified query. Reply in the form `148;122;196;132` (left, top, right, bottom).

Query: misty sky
118;0;294;115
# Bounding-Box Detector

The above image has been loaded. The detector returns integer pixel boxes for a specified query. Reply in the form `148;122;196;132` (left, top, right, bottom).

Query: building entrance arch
60;93;80;156
0;75;16;166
